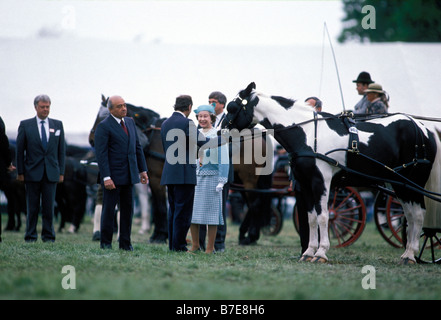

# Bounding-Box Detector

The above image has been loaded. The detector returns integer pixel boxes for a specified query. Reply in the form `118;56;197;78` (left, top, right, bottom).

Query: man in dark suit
161;95;225;252
0;116;15;242
16;95;66;242
94;95;148;250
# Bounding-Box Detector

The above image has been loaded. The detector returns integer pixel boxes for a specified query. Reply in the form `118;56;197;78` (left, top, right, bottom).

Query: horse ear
245;82;256;94
101;94;106;102
247;82;256;90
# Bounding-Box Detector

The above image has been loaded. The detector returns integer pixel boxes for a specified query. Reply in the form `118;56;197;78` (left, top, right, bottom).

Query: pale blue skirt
191;174;224;225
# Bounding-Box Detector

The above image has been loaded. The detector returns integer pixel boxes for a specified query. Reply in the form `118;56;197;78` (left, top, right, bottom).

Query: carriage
91;91;441;264
229;157;408;250
235;158;441;265
223;82;441;265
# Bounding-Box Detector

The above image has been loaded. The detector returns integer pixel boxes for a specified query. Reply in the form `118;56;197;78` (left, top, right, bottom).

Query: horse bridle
225;93;255;130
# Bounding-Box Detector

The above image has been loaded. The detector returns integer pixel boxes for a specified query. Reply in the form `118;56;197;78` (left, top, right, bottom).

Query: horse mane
126;103;160;119
270;95;296;110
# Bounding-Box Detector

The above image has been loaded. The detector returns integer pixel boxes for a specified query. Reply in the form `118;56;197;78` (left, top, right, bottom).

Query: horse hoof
400;258;416;265
299;255;313;262
311;256;328;263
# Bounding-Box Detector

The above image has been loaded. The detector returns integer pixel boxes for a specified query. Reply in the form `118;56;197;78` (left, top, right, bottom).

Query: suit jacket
94;115;147;185
160;112;219;185
0;117;11;185
16;117;65;183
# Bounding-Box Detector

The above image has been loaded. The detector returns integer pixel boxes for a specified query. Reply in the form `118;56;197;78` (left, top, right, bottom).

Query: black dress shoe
100;243;112;249
92;231;101;241
149;234;167;244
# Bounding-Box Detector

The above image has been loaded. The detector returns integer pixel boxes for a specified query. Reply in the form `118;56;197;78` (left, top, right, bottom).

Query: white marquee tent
1;39;440;144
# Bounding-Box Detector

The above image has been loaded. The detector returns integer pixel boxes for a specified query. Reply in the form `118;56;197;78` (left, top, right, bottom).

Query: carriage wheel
328;187;367;247
415;228;441;264
262;205;283;236
373;191;405;248
293;186;366;248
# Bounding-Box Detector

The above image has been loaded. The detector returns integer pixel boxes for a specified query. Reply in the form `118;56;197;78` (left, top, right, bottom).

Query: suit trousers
24;175;57;242
167;184;195;251
101;184;134;249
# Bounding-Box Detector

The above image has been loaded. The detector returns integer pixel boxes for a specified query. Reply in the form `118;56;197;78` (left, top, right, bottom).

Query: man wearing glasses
209;91;227;129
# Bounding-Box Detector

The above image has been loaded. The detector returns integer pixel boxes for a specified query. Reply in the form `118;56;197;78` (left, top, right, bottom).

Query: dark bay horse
224;82;441;264
227;130;274;245
55;145;96;232
89;95;168;243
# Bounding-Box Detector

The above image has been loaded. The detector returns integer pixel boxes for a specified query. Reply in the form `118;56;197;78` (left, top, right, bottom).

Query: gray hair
107;95;123;109
34;94;51;107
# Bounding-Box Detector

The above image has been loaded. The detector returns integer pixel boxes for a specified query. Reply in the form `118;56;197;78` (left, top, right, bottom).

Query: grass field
1;213;440;301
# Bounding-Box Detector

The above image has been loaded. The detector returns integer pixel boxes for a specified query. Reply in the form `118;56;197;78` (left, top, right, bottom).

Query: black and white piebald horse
224;82;441;264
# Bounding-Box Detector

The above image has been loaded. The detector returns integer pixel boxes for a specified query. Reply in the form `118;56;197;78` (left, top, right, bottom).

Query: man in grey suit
16;95;66;242
94;95;148;250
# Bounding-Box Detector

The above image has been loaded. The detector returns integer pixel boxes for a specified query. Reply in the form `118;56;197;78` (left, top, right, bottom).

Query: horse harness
332;112;431;171
289;111;441;202
141;116;166;161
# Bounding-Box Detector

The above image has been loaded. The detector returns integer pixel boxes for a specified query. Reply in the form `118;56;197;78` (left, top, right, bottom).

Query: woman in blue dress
189;105;229;254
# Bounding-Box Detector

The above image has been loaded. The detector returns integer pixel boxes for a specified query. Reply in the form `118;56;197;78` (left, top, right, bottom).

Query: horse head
126;104;160;132
223;82;258;130
89;94;111;147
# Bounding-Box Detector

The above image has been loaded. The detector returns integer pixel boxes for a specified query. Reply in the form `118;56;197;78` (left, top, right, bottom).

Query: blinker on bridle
226;95;249;127
235;95;248;106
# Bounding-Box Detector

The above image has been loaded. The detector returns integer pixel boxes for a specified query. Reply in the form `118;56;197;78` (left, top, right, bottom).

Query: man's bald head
107;95;127;119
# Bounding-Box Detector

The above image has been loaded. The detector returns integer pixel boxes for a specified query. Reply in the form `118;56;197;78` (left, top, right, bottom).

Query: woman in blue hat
189;105;229;254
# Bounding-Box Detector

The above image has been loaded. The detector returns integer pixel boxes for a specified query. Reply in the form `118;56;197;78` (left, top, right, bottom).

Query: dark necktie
121;120;128;135
41;120;48;150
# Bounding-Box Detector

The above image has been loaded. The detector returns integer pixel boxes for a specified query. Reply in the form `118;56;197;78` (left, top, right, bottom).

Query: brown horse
227;127;274;245
142;117;168;242
89;95;168;243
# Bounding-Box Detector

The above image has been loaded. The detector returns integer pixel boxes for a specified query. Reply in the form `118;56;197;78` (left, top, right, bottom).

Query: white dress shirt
215;112;225;129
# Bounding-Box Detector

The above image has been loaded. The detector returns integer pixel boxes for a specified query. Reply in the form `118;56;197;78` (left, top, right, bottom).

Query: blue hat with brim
194;104;215;114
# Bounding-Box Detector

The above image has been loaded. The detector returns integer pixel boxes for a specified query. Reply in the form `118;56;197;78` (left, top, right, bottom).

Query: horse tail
423;127;441;229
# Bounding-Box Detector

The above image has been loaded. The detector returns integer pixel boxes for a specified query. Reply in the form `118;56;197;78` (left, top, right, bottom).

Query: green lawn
1;214;440;300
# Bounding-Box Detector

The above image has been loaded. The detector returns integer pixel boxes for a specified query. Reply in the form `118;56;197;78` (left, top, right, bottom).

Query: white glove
216;183;224;192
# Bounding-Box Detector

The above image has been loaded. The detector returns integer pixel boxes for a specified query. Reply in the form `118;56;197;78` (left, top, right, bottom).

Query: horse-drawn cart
223;82;441;264
231;157;441;263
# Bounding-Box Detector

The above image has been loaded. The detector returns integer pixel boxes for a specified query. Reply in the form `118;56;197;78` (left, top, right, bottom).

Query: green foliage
339;0;441;42
1;215;440;300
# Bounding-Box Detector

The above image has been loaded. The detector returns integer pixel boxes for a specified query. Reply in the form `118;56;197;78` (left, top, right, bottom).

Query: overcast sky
0;0;344;45
0;0;347;137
